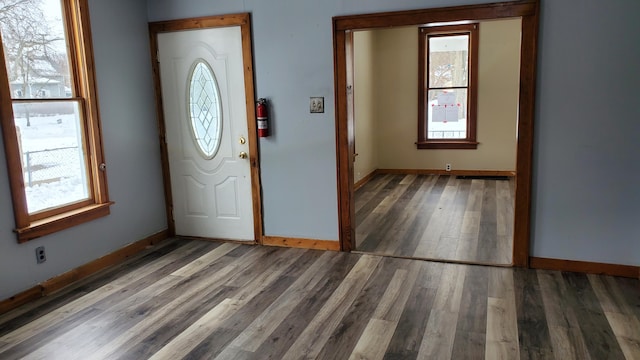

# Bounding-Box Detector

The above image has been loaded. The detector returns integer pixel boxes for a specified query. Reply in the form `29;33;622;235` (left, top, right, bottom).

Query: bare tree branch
0;0;69;98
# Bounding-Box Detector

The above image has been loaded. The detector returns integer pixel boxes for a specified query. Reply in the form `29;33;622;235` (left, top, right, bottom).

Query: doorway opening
351;18;519;265
333;1;539;267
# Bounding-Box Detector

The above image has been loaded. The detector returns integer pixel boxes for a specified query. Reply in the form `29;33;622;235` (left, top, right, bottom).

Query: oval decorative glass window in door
187;60;223;159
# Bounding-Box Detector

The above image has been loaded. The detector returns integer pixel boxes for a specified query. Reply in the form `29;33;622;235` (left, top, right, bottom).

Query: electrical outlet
310;97;324;113
35;246;46;264
446;163;452;171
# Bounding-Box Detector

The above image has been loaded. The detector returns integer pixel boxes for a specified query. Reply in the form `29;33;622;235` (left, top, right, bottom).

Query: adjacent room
351;18;521;265
0;0;638;359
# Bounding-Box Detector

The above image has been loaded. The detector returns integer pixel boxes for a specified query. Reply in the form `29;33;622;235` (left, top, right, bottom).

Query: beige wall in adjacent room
354;19;521;172
353;31;378;182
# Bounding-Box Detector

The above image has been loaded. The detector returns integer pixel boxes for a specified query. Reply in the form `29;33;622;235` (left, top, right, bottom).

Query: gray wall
148;0;640;266
0;0;167;300
533;0;640;265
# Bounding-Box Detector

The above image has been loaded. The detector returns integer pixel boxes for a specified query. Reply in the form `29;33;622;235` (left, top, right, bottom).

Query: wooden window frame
0;0;112;243
417;23;479;149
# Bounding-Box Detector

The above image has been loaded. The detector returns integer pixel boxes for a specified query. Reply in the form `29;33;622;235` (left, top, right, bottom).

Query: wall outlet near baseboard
445;163;452;171
35;246;46;264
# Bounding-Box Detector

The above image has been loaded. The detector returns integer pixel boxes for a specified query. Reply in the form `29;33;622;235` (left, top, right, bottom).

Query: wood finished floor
355;174;515;265
1;239;639;359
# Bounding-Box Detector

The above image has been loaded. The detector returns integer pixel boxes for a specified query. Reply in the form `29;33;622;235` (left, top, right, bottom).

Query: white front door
158;26;254;241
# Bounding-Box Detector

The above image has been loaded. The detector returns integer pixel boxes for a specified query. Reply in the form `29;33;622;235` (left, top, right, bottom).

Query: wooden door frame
149;13;264;243
332;0;539;267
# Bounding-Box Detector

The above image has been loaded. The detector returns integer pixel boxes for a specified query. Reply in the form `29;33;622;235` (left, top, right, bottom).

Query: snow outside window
417;24;479;150
0;0;111;242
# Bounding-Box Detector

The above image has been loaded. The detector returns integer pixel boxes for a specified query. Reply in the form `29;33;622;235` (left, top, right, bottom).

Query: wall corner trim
0;229;170;315
530;256;640;278
263;236;340;251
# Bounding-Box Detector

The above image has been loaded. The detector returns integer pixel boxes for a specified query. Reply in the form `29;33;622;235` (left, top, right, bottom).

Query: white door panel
158;26;254;241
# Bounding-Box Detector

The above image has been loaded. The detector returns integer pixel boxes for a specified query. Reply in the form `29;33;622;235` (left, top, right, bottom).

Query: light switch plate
310;97;324;113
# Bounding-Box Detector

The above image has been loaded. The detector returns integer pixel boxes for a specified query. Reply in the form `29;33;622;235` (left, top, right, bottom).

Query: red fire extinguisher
256;98;268;137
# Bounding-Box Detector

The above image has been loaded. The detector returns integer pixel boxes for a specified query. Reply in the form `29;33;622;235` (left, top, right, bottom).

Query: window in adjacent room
0;0;111;242
417;24;479;149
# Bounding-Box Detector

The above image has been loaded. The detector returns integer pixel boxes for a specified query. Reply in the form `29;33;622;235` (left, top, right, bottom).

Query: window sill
15;202;114;243
416;140;479;149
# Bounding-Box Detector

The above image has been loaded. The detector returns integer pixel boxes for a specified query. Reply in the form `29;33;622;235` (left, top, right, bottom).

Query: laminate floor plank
355;174;513;265
417;263;467;359
88;241;219;313
441;178;471;239
358;176;423;252
148;297;244;360
561;272;626;359
451;265;489;360
0;238;185;330
209;346;254;360
0;307;104;360
589;274;640;359
171;242;239;277
537;270;592;359
185;269;304;360
228;251;335;352
357;175;420;250
113;285;239;360
281;255;382;360
589;275;640;359
476;181;499;263
1;239;639;360
612;277;640;320
413;180;459;259
485;268;520;360
355;175;403;227
121;246;295;360
391;176;448;258
173;249;311;360
375;199;425;256
496;179;514;238
20;276;182;360
513;269;554;360
251;252;360;360
418;309;460;359
78;246;254;360
314;257;401;360
348;319;396;360
383;262;439;360
354;174;395;213
0;240;209;353
435;179;472;260
373;261;421;322
91;246;272;360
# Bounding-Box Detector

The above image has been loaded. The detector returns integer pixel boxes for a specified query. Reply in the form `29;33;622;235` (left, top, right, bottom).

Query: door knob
239;151;248;159
239;137;246;144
